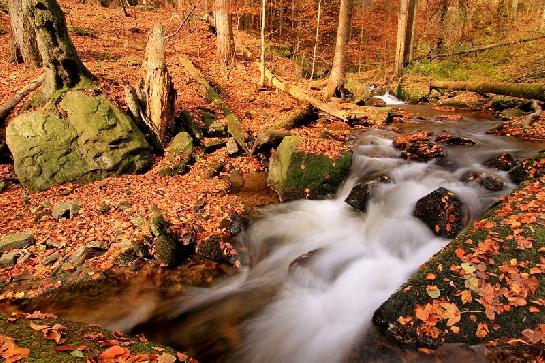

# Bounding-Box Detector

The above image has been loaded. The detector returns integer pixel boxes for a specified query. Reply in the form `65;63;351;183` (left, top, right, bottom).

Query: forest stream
28;105;544;363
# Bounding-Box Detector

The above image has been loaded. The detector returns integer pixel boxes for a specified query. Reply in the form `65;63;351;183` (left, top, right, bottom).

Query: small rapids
48;107;544;362
376;90;405;105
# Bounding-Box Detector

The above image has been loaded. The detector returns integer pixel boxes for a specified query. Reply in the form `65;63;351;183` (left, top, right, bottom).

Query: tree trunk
7;0;42;67
541;7;545;32
322;0;352;100
309;0;322;80
136;25;177;150
214;0;235;65
394;0;409;75
509;0;518;21
430;81;545;102
259;0;266;87
27;0;94;100
403;0;417;64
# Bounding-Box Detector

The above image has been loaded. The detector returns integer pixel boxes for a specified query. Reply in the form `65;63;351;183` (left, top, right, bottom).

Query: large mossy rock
373;176;545;347
268;136;352;201
6;91;152;191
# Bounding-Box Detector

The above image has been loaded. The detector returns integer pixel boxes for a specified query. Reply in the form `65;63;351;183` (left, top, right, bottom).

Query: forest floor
0;0;545;362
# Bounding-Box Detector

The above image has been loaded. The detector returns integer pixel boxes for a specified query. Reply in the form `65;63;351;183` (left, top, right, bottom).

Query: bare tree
259;0;266;87
322;0;352;100
394;0;409;75
310;0;322;80
214;0;235;65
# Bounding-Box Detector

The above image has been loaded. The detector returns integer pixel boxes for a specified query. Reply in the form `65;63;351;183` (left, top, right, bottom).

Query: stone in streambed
268;136;352;201
413;187;466;238
484;153;518;171
345;183;370;212
0;250;21;267
508;150;545;184
435;134;477;146
401;141;444;162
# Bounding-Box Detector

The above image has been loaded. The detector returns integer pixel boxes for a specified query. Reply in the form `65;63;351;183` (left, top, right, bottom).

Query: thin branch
0;73;46;124
164;6;197;40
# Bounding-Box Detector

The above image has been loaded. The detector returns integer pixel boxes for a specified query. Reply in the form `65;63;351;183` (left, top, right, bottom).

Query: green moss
0;314;184;362
68;27;98;39
268;136;352;201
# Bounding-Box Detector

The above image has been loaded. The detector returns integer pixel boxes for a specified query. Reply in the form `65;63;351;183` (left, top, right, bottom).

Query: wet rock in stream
484;153;519;171
413;187;466;238
345;183;370;212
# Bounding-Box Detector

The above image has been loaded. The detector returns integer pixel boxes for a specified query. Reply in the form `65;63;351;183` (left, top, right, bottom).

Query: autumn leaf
426;285;441;298
98;345;130;361
29;322;49;331
157;352;177;363
397;316;413;325
476;322;489;338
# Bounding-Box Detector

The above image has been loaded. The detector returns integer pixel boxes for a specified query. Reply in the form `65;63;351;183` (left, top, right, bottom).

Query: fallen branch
179;54;249;153
0;73;46;124
165;6;196;41
430;81;545;102
421;34;545;60
241;45;390;123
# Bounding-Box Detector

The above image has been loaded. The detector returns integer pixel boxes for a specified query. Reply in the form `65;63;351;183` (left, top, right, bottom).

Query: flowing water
42;106;544;362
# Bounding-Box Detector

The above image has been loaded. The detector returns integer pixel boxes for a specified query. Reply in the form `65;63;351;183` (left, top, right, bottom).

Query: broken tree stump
136;24;177;150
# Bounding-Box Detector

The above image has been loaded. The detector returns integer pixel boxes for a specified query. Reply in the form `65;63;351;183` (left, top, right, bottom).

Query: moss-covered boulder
509;150;545;183
159;131;193;176
268;136;352;201
6;91;152;191
373;175;545;347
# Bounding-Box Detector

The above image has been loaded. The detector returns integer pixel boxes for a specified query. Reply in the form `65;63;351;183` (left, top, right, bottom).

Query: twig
0;73;46;124
164;6;196;40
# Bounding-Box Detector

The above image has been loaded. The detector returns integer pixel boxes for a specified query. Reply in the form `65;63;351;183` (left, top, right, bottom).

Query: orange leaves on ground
414;301;460;331
459;290;473;304
455;248;465;259
476;322;489;338
98;345;130;362
42;324;67;344
55;344;88;352
522;324;545;344
0;335;30;363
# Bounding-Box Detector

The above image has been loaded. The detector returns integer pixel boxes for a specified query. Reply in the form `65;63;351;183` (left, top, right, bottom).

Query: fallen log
0;73;46;124
241;45;391;124
430;81;545;102
179;54;249;153
422;34;545;60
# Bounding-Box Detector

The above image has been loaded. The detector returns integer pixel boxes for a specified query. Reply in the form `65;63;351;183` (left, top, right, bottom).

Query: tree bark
430;81;545;102
394;0;409;75
214;0;235;65
259;0;266;87
7;0;42;67
136;25;177;150
403;0;417;64
322;0;352;100
27;0;94;100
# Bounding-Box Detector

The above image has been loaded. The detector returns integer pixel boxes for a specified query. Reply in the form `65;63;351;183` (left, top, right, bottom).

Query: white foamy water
376;90;405;105
96;114;542;362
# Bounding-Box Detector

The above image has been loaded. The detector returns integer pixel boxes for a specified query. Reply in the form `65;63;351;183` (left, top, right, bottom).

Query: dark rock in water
378;175;392;183
484;153;518;171
393;131;432;150
401;141;444;162
413;187;466;238
345;183;370;212
480;175;504;191
288;249;321;276
460;171;504;191
435;134;477;146
220;213;250;236
508;150;545;184
196;236;226;263
365;97;387;107
52;201;80;220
